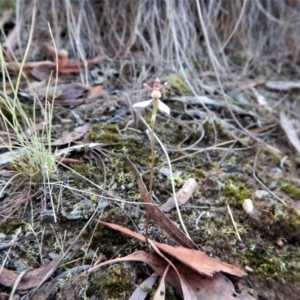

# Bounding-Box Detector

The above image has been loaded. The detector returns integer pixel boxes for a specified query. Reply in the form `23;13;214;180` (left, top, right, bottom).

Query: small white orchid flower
133;78;170;115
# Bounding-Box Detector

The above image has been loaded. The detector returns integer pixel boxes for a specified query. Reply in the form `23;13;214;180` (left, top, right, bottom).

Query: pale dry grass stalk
16;1;300;67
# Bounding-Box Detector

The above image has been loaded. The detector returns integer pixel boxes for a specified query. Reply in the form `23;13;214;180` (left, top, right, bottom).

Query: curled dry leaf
94;220;247;278
88;250;197;300
160;178;197;212
32;83;89;102
0;258;60;290
87;85;104;99
88;250;254;300
51;121;90;146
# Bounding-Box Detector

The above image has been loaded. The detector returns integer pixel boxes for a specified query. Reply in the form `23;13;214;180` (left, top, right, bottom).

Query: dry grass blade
124;156;197;249
153;263;169;300
129;273;158;300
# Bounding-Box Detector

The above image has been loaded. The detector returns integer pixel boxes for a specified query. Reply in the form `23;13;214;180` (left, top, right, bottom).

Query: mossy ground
1;105;300;299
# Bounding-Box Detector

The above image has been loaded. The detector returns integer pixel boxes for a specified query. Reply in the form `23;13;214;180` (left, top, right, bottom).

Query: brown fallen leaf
162;257;255;300
87;85;104;99
280;112;300;154
0;258;60;290
161;178;197;212
147;238;197;299
95;220;247;277
51;122;90;146
33;83;89;102
88;250;197;300
30;62;57;81
6;44;105;76
88;251;254;300
46;44;105;74
125;156;197;250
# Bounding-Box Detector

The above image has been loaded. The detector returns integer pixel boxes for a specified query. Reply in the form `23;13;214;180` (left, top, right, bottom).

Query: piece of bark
161;178;197;212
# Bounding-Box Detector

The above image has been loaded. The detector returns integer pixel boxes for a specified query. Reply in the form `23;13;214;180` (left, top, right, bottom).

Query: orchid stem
149;99;158;195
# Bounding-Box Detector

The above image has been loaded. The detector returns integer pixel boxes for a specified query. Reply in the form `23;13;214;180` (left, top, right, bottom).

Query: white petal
132;99;153;108
158;100;170;115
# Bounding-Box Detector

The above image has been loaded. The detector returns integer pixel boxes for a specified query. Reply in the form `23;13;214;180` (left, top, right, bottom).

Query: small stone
270;167;283;173
242;199;254;214
245;266;254;273
255;190;269;199
14;260;27;272
138;223;145;230
238;242;247;250
87;249;97;260
0;233;6;241
268;182;277;190
49;252;60;260
275;238;284;247
66;199;95;220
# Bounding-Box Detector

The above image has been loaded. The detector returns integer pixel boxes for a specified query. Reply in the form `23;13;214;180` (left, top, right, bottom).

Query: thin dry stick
227;204;242;241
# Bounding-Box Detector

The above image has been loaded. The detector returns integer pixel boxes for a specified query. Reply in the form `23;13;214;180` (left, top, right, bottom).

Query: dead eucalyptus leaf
88;250;197;300
0;258;60;290
125;156;197;249
87;85;104;99
33;83;89;101
52;122;90;146
88;250;253;300
95;220;247;277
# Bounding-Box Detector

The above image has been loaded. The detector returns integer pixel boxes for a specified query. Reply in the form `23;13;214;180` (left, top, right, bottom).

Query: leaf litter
89;221;252;299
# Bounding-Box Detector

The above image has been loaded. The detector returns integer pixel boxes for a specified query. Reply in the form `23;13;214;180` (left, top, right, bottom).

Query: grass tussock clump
16;0;300;77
